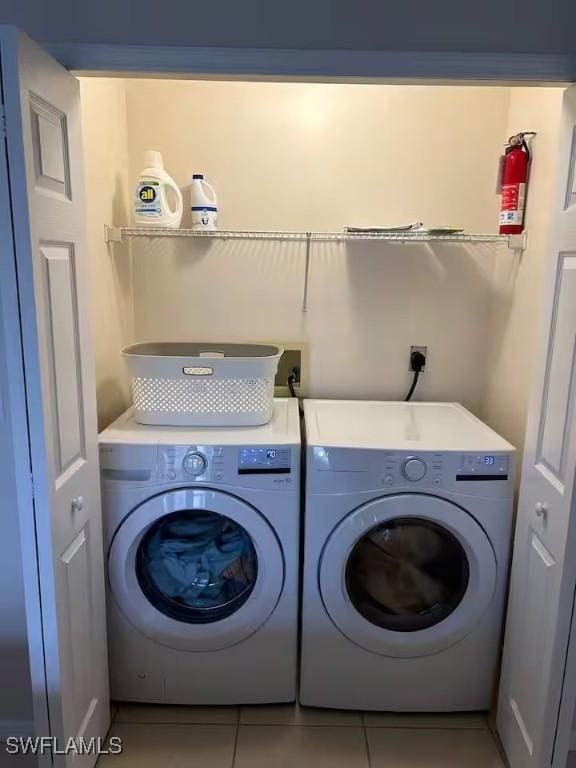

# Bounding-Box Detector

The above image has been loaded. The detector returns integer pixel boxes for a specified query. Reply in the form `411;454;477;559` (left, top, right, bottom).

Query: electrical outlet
410;346;428;371
249;340;308;396
276;348;303;394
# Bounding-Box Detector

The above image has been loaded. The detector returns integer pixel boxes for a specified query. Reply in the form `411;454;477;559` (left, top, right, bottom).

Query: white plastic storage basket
122;342;283;427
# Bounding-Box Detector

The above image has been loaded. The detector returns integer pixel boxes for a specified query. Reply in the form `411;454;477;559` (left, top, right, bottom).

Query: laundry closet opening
78;76;564;459
7;35;576;767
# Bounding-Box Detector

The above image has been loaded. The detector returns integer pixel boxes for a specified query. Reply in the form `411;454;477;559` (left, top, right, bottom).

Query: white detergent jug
134;150;183;228
190;174;218;230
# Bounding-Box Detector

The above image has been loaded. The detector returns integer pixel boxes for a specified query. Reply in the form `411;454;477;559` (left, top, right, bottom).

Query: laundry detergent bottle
134;150;183;228
190;174;218;230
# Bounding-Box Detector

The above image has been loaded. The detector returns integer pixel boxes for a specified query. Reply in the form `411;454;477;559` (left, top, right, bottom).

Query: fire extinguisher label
500;182;526;225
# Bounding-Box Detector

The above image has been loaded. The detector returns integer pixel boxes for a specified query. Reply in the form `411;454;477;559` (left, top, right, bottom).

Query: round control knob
402;457;427;482
183;451;207;477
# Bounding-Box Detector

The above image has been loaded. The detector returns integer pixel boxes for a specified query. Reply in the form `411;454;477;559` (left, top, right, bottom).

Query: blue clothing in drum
135;510;258;623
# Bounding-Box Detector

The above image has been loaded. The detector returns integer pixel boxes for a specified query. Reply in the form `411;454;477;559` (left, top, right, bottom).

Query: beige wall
79;78;134;430
481;87;564;455
83;78;564;442
126;81;509;233
126;81;513;413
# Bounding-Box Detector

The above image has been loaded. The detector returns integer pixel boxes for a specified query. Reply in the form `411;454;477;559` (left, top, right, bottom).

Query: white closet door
497;83;576;768
0;26;109;767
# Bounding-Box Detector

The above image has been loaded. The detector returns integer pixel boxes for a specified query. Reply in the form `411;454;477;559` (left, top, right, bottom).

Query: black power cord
287;370;304;415
405;351;426;402
287;373;298;399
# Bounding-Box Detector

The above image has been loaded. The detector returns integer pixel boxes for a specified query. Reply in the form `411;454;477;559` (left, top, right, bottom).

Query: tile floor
98;703;507;767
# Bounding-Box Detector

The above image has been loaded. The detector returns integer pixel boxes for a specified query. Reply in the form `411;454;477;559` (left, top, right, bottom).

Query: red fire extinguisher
499;132;536;235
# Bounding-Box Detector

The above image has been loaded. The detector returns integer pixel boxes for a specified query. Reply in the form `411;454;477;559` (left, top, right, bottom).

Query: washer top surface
304;400;514;453
100;397;300;446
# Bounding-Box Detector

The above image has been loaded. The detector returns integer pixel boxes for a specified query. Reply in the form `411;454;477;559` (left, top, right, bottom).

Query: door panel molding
536;251;576;486
40;241;86;476
29;93;71;200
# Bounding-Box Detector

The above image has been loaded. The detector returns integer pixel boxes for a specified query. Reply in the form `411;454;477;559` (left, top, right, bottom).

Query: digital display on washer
238;447;291;474
457;453;509;481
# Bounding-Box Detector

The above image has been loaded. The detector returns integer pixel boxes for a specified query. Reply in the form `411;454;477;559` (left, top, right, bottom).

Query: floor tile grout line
230;719;241;768
363;724;372;768
362;724;490;731
114;720;239;726
113;718;488;729
234;721;363;727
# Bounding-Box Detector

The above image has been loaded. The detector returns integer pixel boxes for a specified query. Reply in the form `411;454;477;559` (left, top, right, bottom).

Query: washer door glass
345;517;469;632
109;488;285;651
136;510;258;624
319;494;497;657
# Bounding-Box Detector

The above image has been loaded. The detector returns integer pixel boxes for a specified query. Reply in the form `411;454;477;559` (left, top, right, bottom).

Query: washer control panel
158;445;224;483
310;447;514;495
100;441;298;489
156;444;294;485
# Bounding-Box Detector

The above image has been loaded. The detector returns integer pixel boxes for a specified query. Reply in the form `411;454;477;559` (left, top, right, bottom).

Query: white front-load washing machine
300;400;515;711
99;398;300;705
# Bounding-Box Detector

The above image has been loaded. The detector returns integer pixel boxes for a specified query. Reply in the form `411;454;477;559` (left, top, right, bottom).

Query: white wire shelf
105;225;526;312
105;225;525;249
